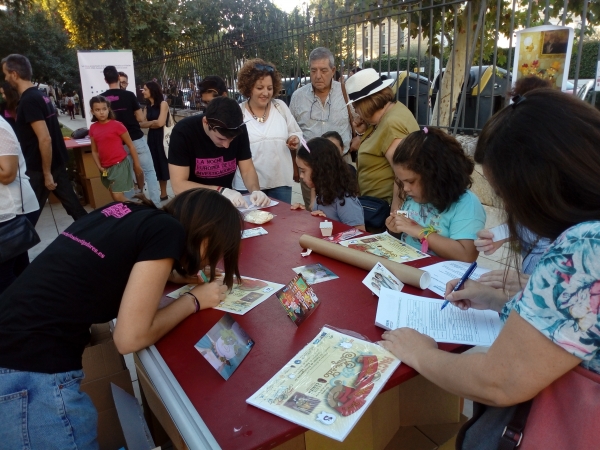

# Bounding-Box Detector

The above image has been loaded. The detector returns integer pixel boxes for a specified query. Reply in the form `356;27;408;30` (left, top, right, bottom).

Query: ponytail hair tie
423;127;428;134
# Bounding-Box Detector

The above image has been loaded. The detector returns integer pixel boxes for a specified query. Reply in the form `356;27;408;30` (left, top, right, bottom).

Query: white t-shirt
233;100;302;191
0;117;39;223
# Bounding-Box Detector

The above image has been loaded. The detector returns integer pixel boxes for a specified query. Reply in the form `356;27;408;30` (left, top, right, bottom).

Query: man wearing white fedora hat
290;47;353;209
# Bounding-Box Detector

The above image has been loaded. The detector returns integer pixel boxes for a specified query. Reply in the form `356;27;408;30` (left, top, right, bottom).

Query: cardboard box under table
66;139;113;209
81;323;135;450
135;202;469;450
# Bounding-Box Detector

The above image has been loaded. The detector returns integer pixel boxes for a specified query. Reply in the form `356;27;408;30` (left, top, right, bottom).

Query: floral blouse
501;222;600;374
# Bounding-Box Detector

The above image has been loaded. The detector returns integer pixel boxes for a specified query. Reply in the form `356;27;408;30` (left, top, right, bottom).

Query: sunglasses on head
206;117;248;131
255;64;275;73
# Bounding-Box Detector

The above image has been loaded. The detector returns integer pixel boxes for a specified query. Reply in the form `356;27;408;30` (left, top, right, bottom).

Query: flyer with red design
246;327;400;441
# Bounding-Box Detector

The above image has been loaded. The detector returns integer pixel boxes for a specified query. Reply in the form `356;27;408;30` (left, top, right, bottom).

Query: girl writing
88;96;145;203
385;127;485;262
291;137;365;230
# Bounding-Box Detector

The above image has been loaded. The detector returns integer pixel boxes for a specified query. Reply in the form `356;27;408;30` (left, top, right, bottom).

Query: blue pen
440;261;477;310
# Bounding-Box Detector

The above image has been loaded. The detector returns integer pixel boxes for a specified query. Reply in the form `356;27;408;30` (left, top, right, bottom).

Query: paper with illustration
421;261;491;298
362;262;404;296
276;274;320;326
376;288;502;346
166;276;284;315
194;313;254;380
339;232;429;264
246;326;400;441
292;263;339;285
242;227;268;239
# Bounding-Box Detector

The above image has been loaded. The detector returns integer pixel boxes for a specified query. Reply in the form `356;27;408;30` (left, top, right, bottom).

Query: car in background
577;80;600;110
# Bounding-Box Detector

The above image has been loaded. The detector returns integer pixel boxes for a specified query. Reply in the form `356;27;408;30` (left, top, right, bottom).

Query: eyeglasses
120;81;129;86
254;64;275;73
511;95;526;109
309;97;331;122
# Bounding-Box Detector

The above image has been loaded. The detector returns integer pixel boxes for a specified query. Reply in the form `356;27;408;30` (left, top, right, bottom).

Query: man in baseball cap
168;96;269;207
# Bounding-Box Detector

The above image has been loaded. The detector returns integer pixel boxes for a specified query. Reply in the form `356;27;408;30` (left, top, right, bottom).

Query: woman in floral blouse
380;89;600;446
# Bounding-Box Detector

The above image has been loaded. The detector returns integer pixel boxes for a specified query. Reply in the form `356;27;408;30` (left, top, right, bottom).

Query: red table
143;202;467;449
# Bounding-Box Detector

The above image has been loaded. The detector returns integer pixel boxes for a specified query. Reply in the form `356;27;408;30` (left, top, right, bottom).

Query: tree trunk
431;6;472;130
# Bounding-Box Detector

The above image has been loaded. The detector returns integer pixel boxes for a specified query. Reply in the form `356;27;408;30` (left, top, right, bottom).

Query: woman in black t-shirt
0;188;242;449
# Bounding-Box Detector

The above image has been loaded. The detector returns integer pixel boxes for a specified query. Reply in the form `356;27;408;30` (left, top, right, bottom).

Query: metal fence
134;0;596;134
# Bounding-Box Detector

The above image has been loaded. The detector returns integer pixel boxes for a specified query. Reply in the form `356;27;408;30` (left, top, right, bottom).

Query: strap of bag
497;400;533;450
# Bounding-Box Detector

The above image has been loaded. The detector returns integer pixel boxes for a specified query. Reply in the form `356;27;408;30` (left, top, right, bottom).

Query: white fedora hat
345;68;395;105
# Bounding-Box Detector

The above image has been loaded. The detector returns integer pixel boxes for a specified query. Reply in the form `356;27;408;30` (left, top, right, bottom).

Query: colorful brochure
339;232;430;264
166;276;284;315
246;327;400;441
362;262;404;296
194;313;254;380
323;228;363;244
276;274;320;325
292;263;339;285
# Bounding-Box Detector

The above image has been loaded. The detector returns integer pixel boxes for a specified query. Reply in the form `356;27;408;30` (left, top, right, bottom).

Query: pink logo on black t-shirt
195;157;236;178
101;203;131;218
105;95;119;102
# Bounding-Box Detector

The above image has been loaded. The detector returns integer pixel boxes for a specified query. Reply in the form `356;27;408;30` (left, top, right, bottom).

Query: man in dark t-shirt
1;54;87;224
168;96;270;207
101;65;161;206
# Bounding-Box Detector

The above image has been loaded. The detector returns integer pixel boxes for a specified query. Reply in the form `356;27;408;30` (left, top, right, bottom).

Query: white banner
512;25;574;92
77;50;136;130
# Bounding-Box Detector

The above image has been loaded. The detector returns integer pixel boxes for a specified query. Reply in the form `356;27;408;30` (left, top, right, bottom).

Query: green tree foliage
569;40;600;79
0;8;78;85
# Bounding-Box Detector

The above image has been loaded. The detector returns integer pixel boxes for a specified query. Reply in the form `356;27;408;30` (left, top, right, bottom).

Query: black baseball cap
199;76;227;95
204;97;245;138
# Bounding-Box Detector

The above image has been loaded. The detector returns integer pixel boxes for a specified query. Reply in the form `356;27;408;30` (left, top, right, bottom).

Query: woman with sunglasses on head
168;96;270;208
381;90;600;449
233;59;302;203
0;188;243;448
345;68;420;230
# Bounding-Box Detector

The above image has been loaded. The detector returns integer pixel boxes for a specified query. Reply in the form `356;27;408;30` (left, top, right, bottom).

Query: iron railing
134;0;597;134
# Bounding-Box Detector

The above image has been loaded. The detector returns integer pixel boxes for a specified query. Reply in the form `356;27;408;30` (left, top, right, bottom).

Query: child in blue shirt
386;127;485;262
291;137;365;230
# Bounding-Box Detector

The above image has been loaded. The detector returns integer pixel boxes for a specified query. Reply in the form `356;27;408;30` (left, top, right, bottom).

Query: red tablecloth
154;202;468;450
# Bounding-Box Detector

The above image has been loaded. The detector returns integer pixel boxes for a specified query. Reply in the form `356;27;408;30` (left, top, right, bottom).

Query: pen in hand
440;261;478;310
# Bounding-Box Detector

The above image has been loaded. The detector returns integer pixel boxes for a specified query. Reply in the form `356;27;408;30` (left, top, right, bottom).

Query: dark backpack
71;128;89;139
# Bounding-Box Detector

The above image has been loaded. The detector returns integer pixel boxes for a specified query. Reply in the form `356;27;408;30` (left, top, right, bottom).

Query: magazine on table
247;326;400;441
275;274;320;326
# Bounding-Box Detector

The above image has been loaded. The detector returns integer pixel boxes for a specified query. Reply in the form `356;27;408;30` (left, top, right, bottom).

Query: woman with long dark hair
381;89;600;448
140;81;170;201
0;188;243;448
0;82;18;130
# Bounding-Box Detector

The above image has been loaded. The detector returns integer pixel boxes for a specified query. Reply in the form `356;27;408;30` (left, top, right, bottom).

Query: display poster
247;327;400;442
77;50;137;130
512;25;574;92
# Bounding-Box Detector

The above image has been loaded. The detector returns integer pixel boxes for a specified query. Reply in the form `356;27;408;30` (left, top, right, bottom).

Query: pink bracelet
185;292;200;313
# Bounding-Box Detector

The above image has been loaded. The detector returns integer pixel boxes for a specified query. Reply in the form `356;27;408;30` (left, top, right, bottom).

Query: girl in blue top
291;137;365;230
386;127;485;262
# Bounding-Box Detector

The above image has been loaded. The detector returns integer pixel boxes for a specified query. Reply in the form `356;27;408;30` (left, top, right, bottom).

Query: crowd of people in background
1;45;600;450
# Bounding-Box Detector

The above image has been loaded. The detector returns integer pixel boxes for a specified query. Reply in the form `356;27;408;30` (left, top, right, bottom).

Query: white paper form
376;288;502;346
421;261;491;298
237;195;279;213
